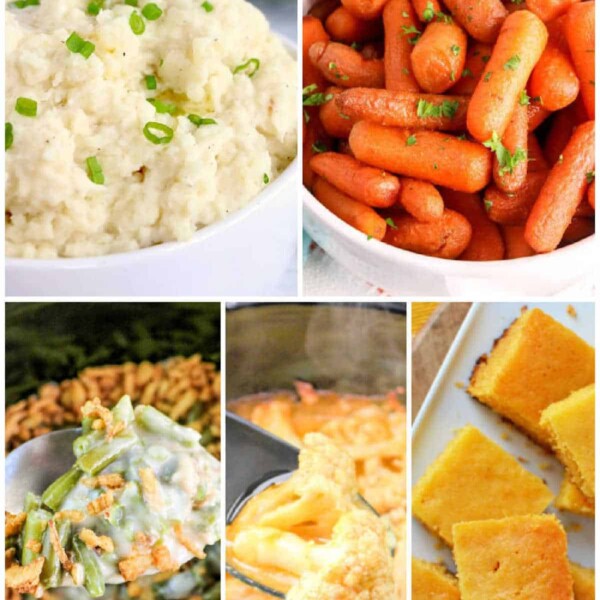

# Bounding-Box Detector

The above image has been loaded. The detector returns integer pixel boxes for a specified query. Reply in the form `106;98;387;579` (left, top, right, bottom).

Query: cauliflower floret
286;510;395;600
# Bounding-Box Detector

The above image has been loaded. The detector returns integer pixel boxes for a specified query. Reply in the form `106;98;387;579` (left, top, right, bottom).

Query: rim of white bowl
7;35;297;270
303;186;596;276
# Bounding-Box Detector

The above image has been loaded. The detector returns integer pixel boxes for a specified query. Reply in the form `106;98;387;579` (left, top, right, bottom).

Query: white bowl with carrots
302;0;596;296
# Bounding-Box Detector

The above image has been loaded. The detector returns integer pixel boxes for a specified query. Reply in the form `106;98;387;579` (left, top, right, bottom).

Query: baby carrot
450;42;493;95
467;10;548;142
561;217;595;244
319;87;356;138
526;0;578;22
411;21;467;93
529;43;579;111
335;88;468;130
412;0;441;22
349;121;492;192
565;2;595;119
313;177;388;239
493;102;528;193
484;170;547;225
383;0;420;91
303;119;331;190
303;16;330;90
309;41;385;88
502;225;537;258
325;7;383;42
341;0;389;20
383;210;472;258
309;0;340;20
443;0;508;43
525;120;595;252
527;133;550;172
589;179;595;209
310;152;400;207
398;177;444;221
443;189;505;260
527;101;551;132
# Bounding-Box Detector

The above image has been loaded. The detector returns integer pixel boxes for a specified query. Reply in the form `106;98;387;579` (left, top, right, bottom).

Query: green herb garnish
86;156;105;185
233;58;260;77
187;114;217;126
15;97;37;117
143;121;174;144
483;131;527;176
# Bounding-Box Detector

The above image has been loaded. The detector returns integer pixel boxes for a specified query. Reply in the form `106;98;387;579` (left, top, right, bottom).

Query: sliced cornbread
571;562;595;600
412;558;460;600
541;384;595;498
469;308;595;447
453;515;573;600
412;426;553;546
556;475;595;517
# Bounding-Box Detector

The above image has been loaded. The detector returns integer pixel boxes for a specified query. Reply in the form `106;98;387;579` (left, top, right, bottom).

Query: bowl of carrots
302;0;596;296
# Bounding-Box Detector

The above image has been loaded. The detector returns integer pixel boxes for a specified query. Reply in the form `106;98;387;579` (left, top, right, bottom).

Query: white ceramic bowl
303;189;597;297
6;38;298;298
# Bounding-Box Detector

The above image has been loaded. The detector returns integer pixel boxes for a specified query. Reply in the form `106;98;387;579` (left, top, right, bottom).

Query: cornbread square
453;515;573;600
412;426;553;546
571;562;595;600
556;475;594;517
469;308;595;447
412;558;459;600
541;384;595;497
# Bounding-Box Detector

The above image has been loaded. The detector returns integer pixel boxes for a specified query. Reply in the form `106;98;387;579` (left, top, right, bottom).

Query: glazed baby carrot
310;152;400;207
484;170;547;225
303;118;331;190
527;133;550;172
412;0;441;22
398;177;444;221
313;177;388;239
319;87;356;137
443;0;508;43
303;16;330;90
565;2;595;119
383;210;472;258
383;0;420;91
526;0;579;22
325;7;383;43
336;88;468;130
493;102;528;193
527;102;551;132
451;42;493;95
411;21;467;93
341;0;389;21
309;41;385;88
443;190;505;260
309;0;340;20
525;120;595;252
349;121;492;192
589;179;595;209
502;225;537;258
467;10;548;142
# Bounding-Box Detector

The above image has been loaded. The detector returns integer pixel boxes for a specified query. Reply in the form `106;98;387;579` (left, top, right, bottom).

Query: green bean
24;491;41;512
76;433;137;475
42;466;83;511
21;508;51;565
81;416;94;434
72;535;105;598
73;430;101;457
112;394;134;424
135;405;200;447
41;519;71;588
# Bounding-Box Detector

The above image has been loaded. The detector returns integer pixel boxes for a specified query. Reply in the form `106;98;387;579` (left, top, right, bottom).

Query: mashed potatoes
6;0;297;258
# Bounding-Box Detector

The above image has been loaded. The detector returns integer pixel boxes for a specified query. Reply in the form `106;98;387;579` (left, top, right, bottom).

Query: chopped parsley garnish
385;217;398;230
143;121;174;144
401;25;421;45
87;1;103;15
86;156;105;185
484;199;493;211
450;70;456;81
422;1;435;21
141;2;163;20
145;75;157;90
518;90;530;105
302;84;333;106
201;0;214;11
504;55;521;70
5;123;14;150
125;0;138;5
435;11;452;23
451;44;460;56
11;0;39;8
263;173;270;184
129;11;145;34
187;114;217;126
481;54;490;63
328;62;349;80
462;68;472;78
233;58;260;77
401;67;410;75
483;72;492;82
416;99;460;119
66;32;95;59
15;97;37;117
483;131;527;176
312;141;328;153
586;171;595;184
406;134;417;146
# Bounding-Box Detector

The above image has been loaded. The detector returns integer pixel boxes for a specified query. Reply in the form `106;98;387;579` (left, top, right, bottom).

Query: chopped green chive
15;97;37;117
66;32;96;59
145;75;157;90
143;121;174;144
263;173;269;184
11;0;39;8
233;58;260;77
187;114;217;126
422;1;434;21
302;84;333;106
5;123;14;150
86;156;105;185
406;134;417;146
201;0;214;11
125;0;138;5
484;199;493;211
385;217;398;230
518;89;530;106
451;44;460;56
141;3;162;20
87;1;103;15
129;11;145;35
147;98;178;115
504;55;521;71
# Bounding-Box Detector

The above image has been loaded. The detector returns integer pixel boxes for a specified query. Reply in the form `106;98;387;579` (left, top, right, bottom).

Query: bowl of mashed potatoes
6;0;297;295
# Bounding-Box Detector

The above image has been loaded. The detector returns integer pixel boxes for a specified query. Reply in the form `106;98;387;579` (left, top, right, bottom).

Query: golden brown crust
174;523;206;559
139;467;164;511
49;520;73;571
5;512;27;537
151;544;175;572
118;554;153;582
54;509;85;523
5;556;45;594
87;490;114;516
82;473;125;490
80;528;115;553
